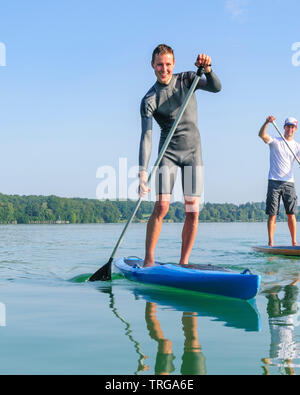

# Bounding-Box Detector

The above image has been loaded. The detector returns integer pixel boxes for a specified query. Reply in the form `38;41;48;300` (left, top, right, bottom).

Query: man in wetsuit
259;115;300;246
138;44;221;267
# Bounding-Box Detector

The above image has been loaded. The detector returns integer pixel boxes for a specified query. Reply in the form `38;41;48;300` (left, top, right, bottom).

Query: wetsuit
139;70;221;196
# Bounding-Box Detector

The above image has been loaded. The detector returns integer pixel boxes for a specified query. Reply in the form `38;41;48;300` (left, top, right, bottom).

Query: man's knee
184;196;200;222
184;196;200;214
154;200;170;219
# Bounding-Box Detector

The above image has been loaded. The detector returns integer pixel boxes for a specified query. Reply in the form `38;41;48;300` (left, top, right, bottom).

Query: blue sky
1;0;300;204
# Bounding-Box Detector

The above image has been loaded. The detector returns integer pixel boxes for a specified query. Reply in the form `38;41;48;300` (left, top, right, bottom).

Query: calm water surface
0;222;300;375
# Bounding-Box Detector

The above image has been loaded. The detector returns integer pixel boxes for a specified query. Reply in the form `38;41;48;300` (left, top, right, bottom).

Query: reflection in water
94;279;261;375
98;285;149;374
181;312;206;375
145;302;176;375
133;285;261;332
145;303;206;375
262;278;300;375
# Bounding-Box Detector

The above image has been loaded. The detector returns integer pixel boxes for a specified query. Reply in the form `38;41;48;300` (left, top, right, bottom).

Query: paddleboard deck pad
253;245;300;256
114;257;261;300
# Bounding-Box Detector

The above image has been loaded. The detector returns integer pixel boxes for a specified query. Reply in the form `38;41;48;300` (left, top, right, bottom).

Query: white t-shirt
267;136;300;182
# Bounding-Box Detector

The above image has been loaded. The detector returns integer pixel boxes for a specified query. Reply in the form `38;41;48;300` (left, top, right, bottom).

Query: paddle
272;120;300;165
88;66;205;282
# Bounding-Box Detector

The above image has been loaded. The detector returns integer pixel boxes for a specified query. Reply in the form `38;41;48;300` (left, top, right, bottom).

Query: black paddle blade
88;257;113;282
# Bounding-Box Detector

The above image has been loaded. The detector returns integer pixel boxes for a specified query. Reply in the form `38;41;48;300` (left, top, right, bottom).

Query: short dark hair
152;44;174;63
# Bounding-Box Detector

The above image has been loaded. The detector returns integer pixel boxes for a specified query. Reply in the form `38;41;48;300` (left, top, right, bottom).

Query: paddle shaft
88;67;204;281
272;120;300;166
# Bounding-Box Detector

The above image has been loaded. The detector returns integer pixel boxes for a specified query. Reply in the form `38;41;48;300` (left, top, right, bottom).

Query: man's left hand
195;54;212;73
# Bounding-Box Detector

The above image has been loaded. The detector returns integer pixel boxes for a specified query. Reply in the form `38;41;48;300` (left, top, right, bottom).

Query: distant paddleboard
253;245;300;256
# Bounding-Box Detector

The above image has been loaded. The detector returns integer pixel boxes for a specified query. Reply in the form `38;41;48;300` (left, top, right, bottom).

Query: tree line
0;193;294;224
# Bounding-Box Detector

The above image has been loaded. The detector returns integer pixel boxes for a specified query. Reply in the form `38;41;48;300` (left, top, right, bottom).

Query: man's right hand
138;171;150;197
259;115;274;143
266;115;275;123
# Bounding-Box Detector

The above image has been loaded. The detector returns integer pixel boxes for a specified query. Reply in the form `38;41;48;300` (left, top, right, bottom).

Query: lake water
0;222;300;375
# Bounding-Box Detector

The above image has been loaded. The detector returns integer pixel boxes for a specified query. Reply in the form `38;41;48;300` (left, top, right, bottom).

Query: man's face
284;124;297;140
152;52;175;85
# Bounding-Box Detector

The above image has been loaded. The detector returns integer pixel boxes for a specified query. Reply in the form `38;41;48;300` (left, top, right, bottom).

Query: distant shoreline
0;193;294;225
0;220;289;225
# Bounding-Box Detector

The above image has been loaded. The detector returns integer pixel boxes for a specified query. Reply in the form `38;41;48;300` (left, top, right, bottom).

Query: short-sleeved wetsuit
139;70;221;196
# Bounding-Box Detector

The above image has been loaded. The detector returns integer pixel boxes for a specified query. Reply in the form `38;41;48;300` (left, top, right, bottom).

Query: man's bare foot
292;242;298;246
143;259;155;268
179;260;188;265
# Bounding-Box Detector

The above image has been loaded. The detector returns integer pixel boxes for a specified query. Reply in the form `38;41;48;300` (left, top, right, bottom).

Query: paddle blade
88;257;113;281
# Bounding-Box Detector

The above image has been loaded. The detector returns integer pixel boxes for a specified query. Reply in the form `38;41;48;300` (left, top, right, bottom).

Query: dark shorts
266;180;298;216
155;162;204;196
155;147;204;197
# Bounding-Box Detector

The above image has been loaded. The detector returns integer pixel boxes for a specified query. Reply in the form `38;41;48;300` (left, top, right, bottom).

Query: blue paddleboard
114;257;261;300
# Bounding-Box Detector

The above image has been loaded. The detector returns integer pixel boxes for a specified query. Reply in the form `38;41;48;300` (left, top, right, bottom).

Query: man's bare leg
179;196;200;265
143;194;171;267
287;214;298;246
268;215;276;246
